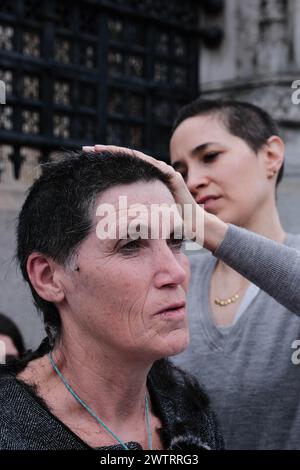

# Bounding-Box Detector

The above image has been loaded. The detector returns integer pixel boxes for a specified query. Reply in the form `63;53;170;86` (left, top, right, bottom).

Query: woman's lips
157;306;186;320
155;302;186;320
197;196;221;212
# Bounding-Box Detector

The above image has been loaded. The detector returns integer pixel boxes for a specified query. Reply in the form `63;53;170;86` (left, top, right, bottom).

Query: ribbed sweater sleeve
214;224;300;314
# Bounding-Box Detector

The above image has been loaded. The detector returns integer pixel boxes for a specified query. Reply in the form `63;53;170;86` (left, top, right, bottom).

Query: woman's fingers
81;143;205;245
82;144;187;197
83;144;149;159
82;146;96;152
82;144;175;175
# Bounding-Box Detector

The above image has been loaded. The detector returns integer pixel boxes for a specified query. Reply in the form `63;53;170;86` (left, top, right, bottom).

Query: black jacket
0;346;224;450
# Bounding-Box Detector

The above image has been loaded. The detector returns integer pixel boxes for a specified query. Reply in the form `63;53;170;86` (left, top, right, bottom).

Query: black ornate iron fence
0;0;223;182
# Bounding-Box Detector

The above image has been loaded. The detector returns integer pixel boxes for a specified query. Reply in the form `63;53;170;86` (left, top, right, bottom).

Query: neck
217;198;286;276
240;197;286;243
50;326;151;424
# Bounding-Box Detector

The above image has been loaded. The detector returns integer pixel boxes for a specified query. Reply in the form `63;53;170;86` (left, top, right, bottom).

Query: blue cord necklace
48;352;152;450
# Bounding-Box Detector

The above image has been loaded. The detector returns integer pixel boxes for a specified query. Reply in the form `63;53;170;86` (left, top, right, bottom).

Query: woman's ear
26;253;65;303
263;135;285;179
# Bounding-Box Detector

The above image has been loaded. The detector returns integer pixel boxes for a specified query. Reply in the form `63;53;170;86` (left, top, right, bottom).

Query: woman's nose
153;245;188;289
186;167;209;197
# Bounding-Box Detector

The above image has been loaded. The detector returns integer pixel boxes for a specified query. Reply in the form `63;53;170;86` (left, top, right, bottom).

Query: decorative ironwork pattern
0;0;223;183
54;81;71;106
0;69;13;95
53;114;71;139
0;106;13;130
54;37;72;64
22;110;40;134
23;31;41;58
0;25;14;51
23;76;40;100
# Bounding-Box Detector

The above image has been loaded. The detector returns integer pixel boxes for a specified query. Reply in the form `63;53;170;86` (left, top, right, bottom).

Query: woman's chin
159;330;190;359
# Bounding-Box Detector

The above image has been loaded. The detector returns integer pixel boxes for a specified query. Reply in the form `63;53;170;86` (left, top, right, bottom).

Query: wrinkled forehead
96;180;174;207
92;180;183;239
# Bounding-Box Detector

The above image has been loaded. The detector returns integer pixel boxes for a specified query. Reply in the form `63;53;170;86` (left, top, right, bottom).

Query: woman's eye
168;237;185;251
120;238;143;254
203;152;219;163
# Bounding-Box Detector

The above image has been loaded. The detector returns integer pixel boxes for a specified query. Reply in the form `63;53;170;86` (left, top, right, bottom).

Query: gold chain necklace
214;278;248;307
214;292;240;307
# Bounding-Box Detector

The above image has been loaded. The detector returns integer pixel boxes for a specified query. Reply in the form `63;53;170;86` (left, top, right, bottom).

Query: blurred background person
0;312;25;362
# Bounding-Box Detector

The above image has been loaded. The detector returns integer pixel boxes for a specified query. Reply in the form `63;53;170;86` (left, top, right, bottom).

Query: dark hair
17;150;171;345
172;99;284;186
0;312;25;356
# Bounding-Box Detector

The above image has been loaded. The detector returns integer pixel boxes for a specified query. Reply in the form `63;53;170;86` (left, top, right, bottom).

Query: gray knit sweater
214;224;300;313
173;225;300;449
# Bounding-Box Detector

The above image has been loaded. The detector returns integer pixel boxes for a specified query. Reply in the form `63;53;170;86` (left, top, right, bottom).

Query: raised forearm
213;224;300;314
202;212;229;252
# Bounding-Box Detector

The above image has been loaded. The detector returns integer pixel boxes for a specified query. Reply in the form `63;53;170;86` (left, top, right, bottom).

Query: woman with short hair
0;150;223;451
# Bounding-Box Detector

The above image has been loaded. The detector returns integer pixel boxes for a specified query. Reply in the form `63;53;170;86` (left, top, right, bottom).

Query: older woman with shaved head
0;150;223;451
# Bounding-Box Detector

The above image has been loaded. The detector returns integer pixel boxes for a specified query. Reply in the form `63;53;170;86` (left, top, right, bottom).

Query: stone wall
0;209;44;350
0;144;44;350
